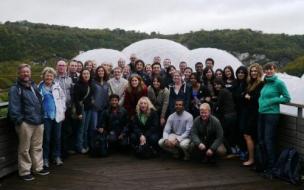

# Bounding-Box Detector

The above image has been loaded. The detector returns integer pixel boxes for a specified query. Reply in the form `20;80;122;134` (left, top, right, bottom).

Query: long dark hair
95;65;109;82
79;68;92;84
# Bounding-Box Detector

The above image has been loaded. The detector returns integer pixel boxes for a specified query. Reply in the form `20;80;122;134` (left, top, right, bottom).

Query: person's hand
160;117;166;126
245;93;251;100
205;97;211;102
118;133;124;140
206;149;214;156
97;128;104;134
164;139;172;147
78;114;83;120
140;135;146;145
198;143;206;151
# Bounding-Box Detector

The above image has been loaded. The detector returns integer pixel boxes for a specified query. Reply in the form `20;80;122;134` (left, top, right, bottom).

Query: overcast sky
1;0;303;35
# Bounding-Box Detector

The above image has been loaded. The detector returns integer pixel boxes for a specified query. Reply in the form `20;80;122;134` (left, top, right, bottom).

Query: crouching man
190;103;226;163
158;99;193;160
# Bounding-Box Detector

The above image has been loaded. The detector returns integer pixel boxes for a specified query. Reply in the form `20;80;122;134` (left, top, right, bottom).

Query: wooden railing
0;102;303;178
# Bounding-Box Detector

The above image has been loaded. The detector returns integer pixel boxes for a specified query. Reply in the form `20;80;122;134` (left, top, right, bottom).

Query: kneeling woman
130;97;160;158
38;67;66;167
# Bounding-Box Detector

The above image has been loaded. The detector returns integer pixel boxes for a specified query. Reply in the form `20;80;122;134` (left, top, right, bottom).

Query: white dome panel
122;39;189;66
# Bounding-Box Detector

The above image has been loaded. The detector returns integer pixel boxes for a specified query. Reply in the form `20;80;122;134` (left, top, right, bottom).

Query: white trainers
54;158;63;166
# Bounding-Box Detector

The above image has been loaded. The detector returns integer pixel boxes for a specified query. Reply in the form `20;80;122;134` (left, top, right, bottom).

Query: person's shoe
35;169;50;176
20;174;35;181
43;159;49;168
80;148;88;154
262;170;273;180
54;157;63;166
68;150;76;155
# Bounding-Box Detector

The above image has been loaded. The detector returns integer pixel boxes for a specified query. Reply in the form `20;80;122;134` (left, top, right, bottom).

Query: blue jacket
8;79;44;125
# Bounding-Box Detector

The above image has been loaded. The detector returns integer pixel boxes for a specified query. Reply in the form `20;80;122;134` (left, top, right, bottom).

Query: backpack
273;148;302;184
254;143;267;172
90;132;109;157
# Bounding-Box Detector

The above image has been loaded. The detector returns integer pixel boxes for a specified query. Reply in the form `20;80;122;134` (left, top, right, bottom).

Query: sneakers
43;159;49;168
20;174;35;181
54;157;64;166
35;169;50;176
80;148;89;154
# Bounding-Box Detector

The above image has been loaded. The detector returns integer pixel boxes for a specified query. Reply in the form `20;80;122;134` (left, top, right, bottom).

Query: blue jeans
258;113;279;170
43;118;62;160
76;110;93;151
92;110;103;130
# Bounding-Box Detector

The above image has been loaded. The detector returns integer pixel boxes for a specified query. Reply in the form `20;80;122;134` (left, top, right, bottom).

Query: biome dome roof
74;48;128;66
185;48;243;71
122;39;189;66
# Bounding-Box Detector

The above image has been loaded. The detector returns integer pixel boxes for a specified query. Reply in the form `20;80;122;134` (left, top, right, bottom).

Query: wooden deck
0;153;302;190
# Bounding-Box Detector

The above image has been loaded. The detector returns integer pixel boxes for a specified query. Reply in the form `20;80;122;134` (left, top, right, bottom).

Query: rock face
232;52;291;68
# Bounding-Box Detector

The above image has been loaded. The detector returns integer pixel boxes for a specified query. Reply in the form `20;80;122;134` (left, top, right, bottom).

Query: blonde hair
41;67;57;79
247;63;263;92
136;96;156;116
199;103;211;111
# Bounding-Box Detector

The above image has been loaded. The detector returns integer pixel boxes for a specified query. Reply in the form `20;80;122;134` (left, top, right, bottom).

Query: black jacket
132;110;160;137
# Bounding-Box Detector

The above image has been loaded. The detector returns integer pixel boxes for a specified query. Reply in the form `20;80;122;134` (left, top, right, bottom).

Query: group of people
8;54;290;181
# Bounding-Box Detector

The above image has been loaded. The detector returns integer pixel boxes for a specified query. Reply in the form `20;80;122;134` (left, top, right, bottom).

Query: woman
92;66;110;131
163;65;176;87
213;78;237;156
258;63;290;176
130;97;160;157
183;67;193;85
135;59;151;86
147;75;169;127
215;68;224;80
145;64;153;78
76;61;83;74
242;63;264;166
167;71;191;116
189;73;211;118
124;74;148;120
74;69;95;154
38;67;66;167
202;67;215;101
223;65;236;92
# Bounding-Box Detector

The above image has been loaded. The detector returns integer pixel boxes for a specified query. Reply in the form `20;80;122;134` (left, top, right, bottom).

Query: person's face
57;61;67;74
44;72;54;86
145;65;152;74
82;70;90;81
118;59;126;68
206;61;214;68
123;66;130;75
163;59;171;69
184;69;192;79
206;69;213;79
224;69;232;78
195;64;203;73
77;63;83;72
179;63;187;72
175;101;184;114
250;67;258;79
173;72;182;84
114;68;122;79
214;83;222;91
264;66;275;77
169;67;176;76
153;56;161;63
215;71;223;79
152;65;161;75
190;75;197;85
69;62;78;73
139;100;148;112
237;70;246;80
152;78;161;89
85;62;93;71
130;55;136;63
97;68;105;78
131;77;139;87
110;98;119;108
92;62;97;70
200;108;210;121
136;62;144;71
19;67;31;81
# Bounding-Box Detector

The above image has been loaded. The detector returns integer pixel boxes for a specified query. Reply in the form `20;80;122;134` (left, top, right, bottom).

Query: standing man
205;58;215;69
9;64;49;181
158;99;193;160
162;58;171;70
68;60;79;83
128;53;137;73
108;67;129;106
190;103;226;163
179;61;187;77
55;60;73;157
195;62;204;82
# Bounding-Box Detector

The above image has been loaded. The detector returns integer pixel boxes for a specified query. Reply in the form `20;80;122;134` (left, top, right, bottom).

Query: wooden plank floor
0;153;302;190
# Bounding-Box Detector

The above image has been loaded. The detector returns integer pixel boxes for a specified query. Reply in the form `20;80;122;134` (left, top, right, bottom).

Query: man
8;64;49;181
108;67;128;106
97;94;129;150
153;56;161;64
128;53;137;73
117;58;126;70
135;59;151;86
194;62;204;82
162;58;171;70
205;58;215;69
159;99;193;160
54;60;73;157
151;62;162;77
68;60;79;83
190;103;226;163
179;61;187;77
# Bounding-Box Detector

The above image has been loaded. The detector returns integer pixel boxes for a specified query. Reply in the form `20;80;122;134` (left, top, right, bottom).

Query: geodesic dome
185;48;243;71
122;38;189;66
73;48;128;67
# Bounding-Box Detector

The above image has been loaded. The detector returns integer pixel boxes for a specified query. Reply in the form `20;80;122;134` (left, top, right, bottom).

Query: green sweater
258;75;290;114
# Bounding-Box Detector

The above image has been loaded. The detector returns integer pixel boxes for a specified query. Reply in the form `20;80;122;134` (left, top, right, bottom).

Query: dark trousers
130;133;160;150
106;131;129;149
258;113;279;170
